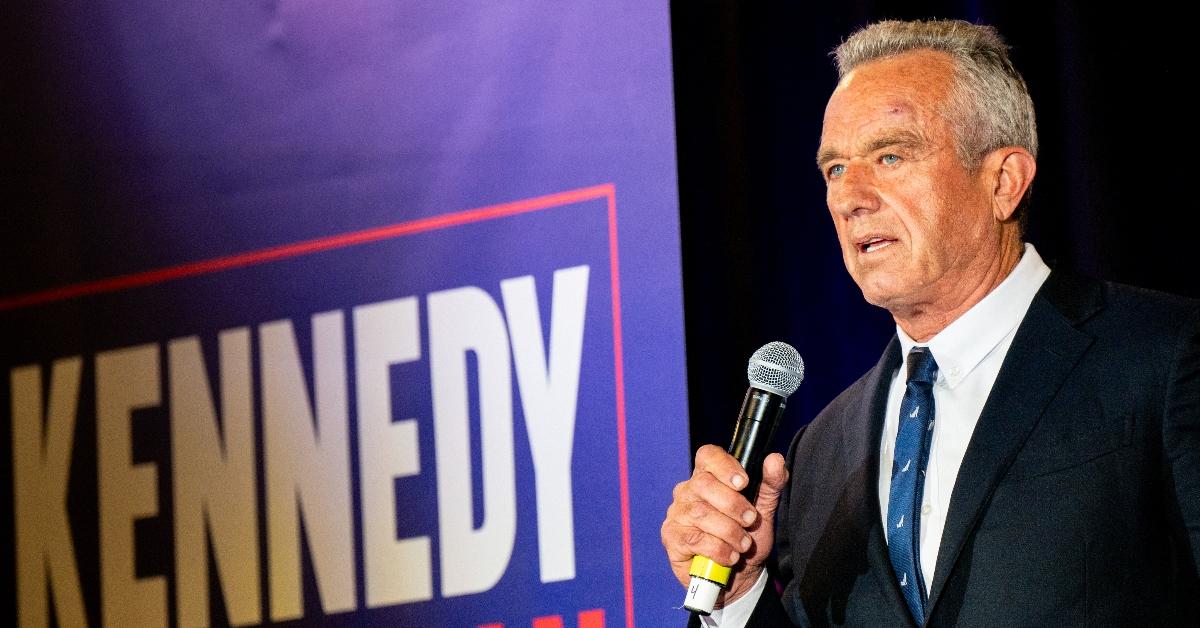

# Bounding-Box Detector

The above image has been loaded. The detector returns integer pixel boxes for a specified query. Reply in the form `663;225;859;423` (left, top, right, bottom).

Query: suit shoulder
1098;279;1200;321
1041;271;1200;383
1089;280;1200;345
1043;269;1200;331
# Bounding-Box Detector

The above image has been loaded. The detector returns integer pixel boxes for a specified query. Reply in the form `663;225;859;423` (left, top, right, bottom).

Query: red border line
607;188;635;628
0;184;612;312
1;182;637;626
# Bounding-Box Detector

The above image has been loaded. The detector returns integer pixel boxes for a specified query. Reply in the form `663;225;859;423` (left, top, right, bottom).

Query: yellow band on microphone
688;555;732;585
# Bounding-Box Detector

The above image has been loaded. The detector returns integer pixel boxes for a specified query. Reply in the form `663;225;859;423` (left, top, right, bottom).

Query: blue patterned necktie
887;346;938;625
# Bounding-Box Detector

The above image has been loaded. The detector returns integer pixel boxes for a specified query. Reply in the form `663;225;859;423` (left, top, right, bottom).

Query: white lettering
97;344;166;628
169;329;261;626
429;286;517;597
8;266;595;623
12;359;88;628
501;265;589;582
353;297;432;606
261;313;355;620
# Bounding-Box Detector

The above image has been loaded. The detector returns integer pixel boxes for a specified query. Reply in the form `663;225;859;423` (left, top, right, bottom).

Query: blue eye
828;164;846;178
881;154;900;165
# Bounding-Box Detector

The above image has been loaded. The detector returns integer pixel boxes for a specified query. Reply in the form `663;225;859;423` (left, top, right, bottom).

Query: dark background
672;2;1198;453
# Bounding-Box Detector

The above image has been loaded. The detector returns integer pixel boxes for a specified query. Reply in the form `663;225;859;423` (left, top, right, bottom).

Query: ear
983;148;1036;222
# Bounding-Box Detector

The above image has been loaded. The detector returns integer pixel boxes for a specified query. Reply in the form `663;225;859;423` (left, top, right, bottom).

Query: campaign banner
2;3;688;627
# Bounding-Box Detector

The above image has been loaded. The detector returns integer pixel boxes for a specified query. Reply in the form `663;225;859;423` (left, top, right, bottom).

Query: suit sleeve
740;581;790;626
1164;304;1200;577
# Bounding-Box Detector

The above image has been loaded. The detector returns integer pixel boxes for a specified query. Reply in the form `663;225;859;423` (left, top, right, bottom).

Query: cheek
829;215;853;246
940;187;990;236
880;187;936;243
922;178;979;239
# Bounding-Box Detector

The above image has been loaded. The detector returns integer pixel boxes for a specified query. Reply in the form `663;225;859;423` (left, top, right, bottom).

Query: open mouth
858;237;896;253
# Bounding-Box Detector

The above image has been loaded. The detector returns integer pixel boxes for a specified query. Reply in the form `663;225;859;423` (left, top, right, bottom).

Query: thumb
754;453;789;516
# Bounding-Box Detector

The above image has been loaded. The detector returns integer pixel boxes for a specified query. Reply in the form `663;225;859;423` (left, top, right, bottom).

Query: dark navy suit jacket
694;270;1200;627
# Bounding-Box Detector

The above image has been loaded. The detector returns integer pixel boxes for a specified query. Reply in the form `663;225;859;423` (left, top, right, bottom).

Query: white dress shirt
704;243;1050;626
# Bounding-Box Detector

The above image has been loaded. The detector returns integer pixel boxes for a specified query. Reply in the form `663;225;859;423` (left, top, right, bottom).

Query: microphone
683;341;804;616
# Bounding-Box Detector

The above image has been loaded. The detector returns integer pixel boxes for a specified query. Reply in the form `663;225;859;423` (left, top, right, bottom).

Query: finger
754;452;789;516
761;453;789;491
687;468;757;525
661;520;744;567
666;498;754;552
693;444;752;491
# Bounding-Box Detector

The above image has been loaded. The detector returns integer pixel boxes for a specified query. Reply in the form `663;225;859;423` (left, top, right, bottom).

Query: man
661;19;1199;627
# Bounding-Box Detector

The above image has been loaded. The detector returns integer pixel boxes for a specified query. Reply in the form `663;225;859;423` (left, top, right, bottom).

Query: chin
855;283;889;308
860;290;893;309
855;278;907;311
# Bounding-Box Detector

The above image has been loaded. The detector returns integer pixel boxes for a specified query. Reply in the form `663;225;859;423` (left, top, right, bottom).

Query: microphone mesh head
747;341;804;397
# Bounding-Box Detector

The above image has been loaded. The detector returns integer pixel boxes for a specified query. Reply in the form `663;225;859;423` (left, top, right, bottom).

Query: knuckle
696;444;731;467
691;471;713;492
682;528;706;548
661;521;690;553
700;537;732;563
665;501;689;524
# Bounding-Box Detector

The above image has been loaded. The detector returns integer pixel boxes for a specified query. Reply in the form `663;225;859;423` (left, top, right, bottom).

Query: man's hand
660;445;789;606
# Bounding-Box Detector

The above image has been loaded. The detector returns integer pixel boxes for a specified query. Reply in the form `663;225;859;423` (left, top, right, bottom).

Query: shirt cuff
698;569;769;628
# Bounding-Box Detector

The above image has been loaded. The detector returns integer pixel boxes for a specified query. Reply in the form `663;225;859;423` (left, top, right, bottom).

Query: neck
893;238;1024;342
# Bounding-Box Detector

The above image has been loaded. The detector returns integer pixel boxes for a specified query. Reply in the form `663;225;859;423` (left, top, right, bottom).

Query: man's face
817;50;1000;315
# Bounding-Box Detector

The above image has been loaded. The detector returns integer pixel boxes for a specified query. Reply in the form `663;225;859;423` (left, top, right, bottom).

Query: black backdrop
672;3;1198;453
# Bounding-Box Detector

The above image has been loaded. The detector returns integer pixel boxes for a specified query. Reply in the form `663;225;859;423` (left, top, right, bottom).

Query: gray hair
834;20;1038;171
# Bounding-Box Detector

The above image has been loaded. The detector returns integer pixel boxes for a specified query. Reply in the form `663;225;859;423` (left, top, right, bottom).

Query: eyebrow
815;130;927;170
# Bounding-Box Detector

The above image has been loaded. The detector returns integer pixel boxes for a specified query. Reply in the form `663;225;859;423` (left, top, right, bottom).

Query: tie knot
906;346;938;385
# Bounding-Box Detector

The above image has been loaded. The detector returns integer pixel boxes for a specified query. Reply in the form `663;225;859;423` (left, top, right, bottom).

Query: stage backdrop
1;3;688;627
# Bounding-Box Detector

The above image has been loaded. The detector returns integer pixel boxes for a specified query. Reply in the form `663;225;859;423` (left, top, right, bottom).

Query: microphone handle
682;386;787;616
729;387;787;503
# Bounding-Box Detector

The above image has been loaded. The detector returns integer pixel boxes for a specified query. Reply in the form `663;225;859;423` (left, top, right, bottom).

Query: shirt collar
896;243;1051;389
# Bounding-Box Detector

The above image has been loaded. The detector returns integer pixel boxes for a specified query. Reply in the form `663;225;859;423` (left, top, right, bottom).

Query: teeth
862;239;893;253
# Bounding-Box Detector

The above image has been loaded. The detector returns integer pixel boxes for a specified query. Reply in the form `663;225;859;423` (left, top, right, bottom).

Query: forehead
820;50;956;146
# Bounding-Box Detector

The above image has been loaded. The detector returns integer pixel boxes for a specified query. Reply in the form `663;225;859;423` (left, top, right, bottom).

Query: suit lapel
842;337;919;626
926;270;1103;614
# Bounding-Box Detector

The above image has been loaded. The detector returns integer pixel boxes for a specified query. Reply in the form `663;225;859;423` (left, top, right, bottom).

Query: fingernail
742;510;756;525
741;535;752;551
729;551;740;564
731;475;746;489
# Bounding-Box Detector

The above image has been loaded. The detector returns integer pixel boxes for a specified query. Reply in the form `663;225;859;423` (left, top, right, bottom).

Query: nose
827;160;880;218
